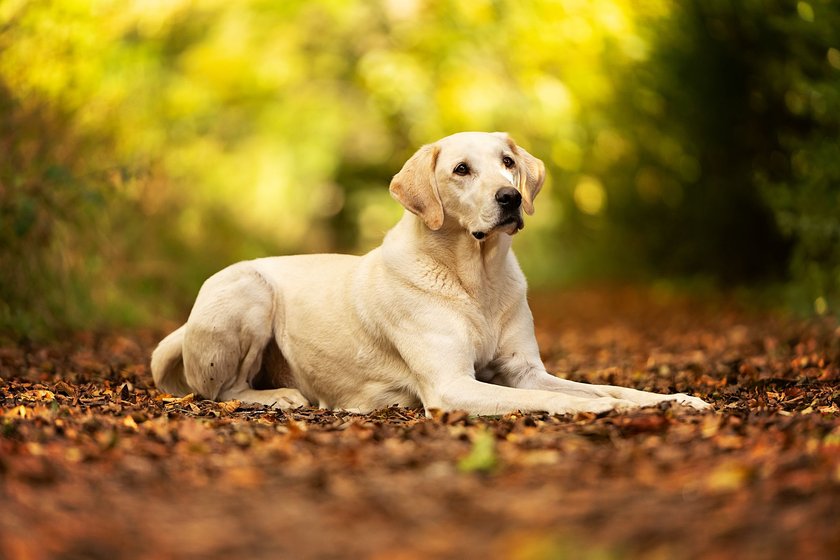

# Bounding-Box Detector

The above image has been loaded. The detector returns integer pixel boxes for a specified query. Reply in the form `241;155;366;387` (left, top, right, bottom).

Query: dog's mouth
471;215;524;240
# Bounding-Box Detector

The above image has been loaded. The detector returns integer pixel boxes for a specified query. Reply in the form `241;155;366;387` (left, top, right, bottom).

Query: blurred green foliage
594;0;840;312
1;0;838;338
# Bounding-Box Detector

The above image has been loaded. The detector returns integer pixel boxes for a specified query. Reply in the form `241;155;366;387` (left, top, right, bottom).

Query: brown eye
453;162;470;176
502;156;515;168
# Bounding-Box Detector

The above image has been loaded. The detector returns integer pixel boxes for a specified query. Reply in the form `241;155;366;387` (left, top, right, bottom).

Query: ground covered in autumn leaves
1;288;839;559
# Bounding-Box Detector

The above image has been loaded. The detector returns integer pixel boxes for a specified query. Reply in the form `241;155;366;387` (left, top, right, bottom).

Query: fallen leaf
458;428;498;473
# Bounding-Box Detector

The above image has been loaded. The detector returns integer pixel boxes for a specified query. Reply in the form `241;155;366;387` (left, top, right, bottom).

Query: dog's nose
495;187;522;209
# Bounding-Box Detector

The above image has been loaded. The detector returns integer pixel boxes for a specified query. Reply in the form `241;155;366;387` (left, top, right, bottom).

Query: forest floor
1;287;839;560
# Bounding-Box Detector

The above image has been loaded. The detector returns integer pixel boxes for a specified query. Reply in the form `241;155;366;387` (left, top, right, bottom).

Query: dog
151;132;710;415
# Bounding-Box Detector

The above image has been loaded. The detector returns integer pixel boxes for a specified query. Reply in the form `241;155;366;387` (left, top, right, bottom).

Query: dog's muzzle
472;187;525;240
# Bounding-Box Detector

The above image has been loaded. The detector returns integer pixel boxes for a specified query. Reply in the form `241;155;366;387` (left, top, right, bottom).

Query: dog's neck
384;212;514;297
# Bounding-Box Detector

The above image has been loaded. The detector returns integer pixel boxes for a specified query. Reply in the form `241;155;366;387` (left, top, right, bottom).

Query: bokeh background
1;0;838;338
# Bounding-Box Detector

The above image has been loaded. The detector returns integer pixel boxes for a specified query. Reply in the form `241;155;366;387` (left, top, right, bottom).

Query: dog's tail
151;325;192;396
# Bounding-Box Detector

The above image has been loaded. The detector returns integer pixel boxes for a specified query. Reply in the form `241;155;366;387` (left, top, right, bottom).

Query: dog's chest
466;289;516;369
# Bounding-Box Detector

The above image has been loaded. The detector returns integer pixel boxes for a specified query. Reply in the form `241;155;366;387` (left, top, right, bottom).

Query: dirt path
1;288;838;559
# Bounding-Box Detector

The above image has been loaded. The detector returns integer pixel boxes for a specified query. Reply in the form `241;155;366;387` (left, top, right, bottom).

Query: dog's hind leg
180;264;309;410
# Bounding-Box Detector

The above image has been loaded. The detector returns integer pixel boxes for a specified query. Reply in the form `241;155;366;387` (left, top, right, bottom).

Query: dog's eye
502;156;515;169
453;162;470;176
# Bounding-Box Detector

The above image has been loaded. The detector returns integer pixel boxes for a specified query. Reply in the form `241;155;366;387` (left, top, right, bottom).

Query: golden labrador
152;132;710;415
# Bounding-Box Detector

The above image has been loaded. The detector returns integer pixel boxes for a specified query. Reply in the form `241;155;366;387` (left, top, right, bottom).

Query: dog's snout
495;187;522;209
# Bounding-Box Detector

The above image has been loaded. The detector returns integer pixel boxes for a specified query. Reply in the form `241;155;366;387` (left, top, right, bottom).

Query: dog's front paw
666;393;712;411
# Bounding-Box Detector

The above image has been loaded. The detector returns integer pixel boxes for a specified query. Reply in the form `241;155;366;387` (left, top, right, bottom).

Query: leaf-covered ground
1;288;839;559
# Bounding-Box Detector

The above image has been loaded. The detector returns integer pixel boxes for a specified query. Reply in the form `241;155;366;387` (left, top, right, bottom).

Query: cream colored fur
151;132;710;415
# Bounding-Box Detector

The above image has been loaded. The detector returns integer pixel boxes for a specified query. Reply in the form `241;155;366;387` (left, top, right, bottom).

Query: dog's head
389;132;545;240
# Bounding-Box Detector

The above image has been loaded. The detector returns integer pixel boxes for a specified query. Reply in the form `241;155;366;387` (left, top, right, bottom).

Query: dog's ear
389;144;444;230
497;133;546;216
517;145;545;215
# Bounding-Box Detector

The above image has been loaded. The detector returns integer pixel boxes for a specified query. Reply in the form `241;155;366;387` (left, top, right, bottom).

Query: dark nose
495;187;522;209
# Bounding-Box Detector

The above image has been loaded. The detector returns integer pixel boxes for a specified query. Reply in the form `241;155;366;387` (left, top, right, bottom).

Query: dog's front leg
492;303;711;411
425;375;636;417
392;325;635;416
503;365;710;411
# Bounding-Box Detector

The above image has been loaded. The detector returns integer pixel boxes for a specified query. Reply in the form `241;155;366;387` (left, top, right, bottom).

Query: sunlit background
1;0;838;337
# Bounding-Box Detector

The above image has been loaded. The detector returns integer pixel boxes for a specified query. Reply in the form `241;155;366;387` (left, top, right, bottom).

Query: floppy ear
389;144;444;230
496;133;546;215
513;142;546;216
